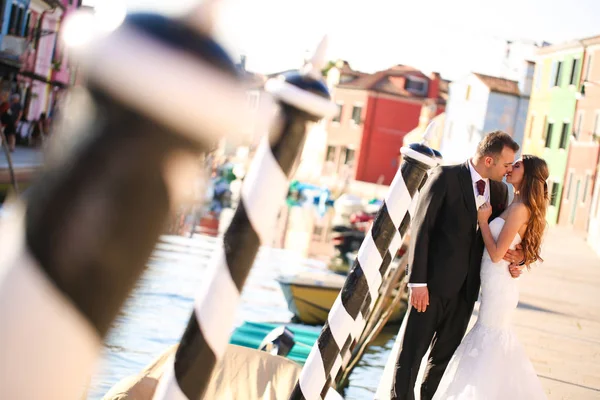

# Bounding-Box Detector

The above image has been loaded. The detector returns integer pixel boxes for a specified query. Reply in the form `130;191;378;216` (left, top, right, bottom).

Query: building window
583;174;591;203
16;6;24;35
31;19;41;50
343;147;355;166
332;103;343;123
8;4;19;35
544;122;553;148
534;66;541;90
465;85;471;101
566;172;574;200
550;182;560;206
569;58;580;86
595;182;600;217
559;122;570;149
405;77;427;95
7;4;27;36
548;62;556;88
540;115;547;139
575;112;584;139
325;145;336;162
553;61;563;87
24;10;31;37
528;115;535;138
584;54;593;81
351;106;362;125
594;112;600;136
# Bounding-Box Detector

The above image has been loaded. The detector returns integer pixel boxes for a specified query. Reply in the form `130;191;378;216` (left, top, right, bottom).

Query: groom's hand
503;244;524;265
508;263;525;278
410;287;429;312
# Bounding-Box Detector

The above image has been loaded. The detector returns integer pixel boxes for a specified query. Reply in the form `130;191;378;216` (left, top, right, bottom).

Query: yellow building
522;56;555;155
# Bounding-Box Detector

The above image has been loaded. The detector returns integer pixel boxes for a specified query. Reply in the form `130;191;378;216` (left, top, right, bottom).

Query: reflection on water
88;205;400;399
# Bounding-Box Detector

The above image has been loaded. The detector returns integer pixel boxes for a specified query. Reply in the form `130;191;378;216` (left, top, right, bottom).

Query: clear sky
81;0;600;80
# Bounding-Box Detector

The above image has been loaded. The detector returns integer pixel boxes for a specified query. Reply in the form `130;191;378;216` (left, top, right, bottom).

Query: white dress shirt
468;159;490;206
408;160;489;288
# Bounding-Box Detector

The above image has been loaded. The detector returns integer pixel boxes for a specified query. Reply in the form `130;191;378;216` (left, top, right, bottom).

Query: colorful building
523;41;584;225
589;162;600;256
19;0;79;125
440;65;534;165
324;62;447;186
558;36;600;231
0;0;31;93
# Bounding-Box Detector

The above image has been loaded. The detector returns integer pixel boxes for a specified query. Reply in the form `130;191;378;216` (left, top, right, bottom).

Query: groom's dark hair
476;130;520;158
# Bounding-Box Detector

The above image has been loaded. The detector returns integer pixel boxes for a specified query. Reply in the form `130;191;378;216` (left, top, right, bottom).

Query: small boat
277;270;406;325
101;322;346;400
230;321;320;364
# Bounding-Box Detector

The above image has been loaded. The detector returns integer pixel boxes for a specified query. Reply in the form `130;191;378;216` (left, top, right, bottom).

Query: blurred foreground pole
289;122;441;400
152;37;337;400
0;7;249;400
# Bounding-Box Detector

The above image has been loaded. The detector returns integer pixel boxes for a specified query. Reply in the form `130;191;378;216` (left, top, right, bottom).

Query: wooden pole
0;129;19;194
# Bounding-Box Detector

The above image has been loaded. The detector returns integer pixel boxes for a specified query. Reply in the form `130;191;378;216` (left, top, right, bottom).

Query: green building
523;42;584;225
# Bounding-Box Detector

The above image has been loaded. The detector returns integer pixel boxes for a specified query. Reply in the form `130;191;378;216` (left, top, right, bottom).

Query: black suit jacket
407;162;508;303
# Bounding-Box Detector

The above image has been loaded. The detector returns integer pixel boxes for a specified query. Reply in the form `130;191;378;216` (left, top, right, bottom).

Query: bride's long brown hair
519;155;549;266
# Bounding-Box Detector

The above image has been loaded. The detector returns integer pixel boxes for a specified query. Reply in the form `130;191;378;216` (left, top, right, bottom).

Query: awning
0;56;22;75
39;0;65;10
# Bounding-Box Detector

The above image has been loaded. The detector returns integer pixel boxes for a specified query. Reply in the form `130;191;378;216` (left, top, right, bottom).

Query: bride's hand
477;202;492;223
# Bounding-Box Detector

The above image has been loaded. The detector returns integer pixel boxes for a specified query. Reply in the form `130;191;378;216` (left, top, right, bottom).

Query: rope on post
0;128;19;194
334;143;442;387
333;190;422;384
152;38;337;400
289;141;439;400
0;12;247;400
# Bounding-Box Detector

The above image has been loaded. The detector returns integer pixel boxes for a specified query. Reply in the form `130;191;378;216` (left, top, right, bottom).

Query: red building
324;62;447;186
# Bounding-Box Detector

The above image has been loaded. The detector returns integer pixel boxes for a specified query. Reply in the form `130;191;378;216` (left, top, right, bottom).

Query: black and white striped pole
0;9;248;400
332;186;422;383
289;124;440;400
152;37;337;400
333;123;443;385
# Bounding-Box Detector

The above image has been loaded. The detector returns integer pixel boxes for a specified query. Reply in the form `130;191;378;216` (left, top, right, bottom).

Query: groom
391;131;525;400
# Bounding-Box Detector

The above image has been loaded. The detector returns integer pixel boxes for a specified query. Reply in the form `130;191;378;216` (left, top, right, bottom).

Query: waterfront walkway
376;226;600;399
514;226;600;399
0;146;44;170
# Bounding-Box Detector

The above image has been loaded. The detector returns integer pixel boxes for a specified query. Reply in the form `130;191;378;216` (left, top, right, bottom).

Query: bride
432;155;549;400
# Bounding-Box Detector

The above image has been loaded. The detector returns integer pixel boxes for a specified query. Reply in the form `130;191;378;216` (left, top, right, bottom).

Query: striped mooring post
289;138;440;400
334;128;443;381
333;185;421;384
152;38;337;400
0;11;249;400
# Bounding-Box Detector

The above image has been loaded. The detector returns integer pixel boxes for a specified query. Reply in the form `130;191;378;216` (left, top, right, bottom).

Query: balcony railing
41;0;65;10
0;35;28;58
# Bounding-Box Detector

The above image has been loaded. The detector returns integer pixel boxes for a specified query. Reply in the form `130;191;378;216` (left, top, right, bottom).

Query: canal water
86;230;402;400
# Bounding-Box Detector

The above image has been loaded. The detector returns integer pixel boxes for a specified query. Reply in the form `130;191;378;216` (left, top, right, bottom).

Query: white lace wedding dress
432;218;547;400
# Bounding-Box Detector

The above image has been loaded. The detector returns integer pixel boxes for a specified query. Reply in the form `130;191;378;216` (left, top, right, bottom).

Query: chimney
239;54;247;71
326;66;341;89
428;72;440;99
518;61;535;96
